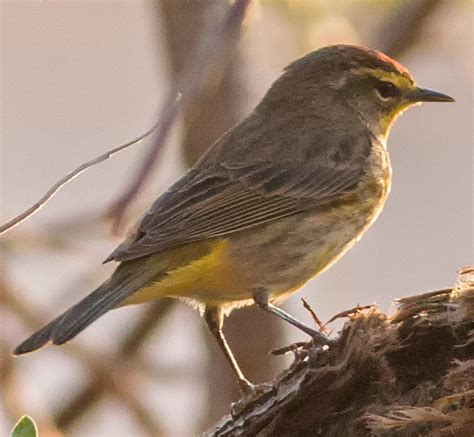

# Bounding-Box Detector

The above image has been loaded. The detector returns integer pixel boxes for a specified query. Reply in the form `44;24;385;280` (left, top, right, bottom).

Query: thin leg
253;290;331;345
203;306;254;395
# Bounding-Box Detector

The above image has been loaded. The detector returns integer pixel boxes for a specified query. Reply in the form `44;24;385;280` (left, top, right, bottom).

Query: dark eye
375;81;400;100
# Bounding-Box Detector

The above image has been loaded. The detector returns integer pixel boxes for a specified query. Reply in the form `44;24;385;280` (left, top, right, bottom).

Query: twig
301;298;330;334
106;94;182;234
107;0;253;234
324;304;374;326
271;342;307;356
0;121;163;236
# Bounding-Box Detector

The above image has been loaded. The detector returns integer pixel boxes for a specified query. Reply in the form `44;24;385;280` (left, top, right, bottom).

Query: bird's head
260;45;454;141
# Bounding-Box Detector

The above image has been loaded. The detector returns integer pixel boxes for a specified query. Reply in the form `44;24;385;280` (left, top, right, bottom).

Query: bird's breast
227;146;392;301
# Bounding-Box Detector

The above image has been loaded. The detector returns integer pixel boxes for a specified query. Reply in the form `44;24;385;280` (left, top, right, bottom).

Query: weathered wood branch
207;268;474;436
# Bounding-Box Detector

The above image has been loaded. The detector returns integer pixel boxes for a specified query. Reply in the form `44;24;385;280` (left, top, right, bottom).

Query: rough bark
207;269;474;436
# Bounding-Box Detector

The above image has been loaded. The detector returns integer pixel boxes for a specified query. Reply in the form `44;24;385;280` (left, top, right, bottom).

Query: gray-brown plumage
15;45;454;394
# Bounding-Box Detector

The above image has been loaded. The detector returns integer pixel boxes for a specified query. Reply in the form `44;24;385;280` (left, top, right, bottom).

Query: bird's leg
253;289;331;346
203;306;255;395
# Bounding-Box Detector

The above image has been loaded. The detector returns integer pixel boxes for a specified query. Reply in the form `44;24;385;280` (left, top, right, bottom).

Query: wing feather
107;156;367;262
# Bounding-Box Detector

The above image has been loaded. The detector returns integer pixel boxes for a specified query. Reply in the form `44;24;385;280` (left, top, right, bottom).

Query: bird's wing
106;157;368;263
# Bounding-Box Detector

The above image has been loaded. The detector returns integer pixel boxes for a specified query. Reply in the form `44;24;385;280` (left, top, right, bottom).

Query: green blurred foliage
11;416;38;437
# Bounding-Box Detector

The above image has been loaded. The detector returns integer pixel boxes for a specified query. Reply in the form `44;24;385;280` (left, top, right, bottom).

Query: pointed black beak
410;87;455;103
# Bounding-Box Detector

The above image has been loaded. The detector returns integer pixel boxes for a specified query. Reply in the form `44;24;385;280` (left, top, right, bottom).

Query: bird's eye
375;81;400;100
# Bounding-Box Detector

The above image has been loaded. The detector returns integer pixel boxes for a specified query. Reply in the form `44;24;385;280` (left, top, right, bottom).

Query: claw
231;382;275;417
238;379;256;397
308;329;336;347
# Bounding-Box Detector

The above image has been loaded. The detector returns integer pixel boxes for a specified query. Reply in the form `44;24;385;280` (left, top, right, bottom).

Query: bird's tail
14;260;160;355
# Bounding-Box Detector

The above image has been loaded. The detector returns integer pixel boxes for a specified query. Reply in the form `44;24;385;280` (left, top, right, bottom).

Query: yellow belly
122;239;250;307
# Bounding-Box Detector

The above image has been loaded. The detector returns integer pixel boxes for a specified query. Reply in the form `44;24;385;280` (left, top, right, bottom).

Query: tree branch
207;269;474;436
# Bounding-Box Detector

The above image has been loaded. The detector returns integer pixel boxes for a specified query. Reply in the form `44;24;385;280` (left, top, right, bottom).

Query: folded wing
106;153;368;263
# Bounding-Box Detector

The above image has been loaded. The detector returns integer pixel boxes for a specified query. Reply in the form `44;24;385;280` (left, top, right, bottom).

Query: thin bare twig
0;120;164;236
271;342;307;356
106;94;182;234
301;298;330;334
107;0;253;233
324;304;374;326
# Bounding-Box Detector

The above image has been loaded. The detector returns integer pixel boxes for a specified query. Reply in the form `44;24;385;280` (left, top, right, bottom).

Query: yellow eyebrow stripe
352;67;416;89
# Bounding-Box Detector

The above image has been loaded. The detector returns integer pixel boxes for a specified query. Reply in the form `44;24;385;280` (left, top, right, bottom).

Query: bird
14;45;454;395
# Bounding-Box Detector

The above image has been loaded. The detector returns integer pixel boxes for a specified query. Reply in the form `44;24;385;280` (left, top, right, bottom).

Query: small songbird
14;45;454;394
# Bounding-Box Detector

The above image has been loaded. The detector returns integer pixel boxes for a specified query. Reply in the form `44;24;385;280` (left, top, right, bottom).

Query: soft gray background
1;1;472;436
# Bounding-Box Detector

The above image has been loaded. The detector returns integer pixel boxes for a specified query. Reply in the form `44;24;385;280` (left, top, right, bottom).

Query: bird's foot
306;328;337;347
231;381;275;417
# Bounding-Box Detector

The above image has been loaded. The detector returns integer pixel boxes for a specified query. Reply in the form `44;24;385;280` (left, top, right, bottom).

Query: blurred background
1;1;472;436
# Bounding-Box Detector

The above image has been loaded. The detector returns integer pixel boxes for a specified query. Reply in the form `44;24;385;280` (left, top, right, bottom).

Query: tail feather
14;260;159;355
50;275;139;346
14;315;64;355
